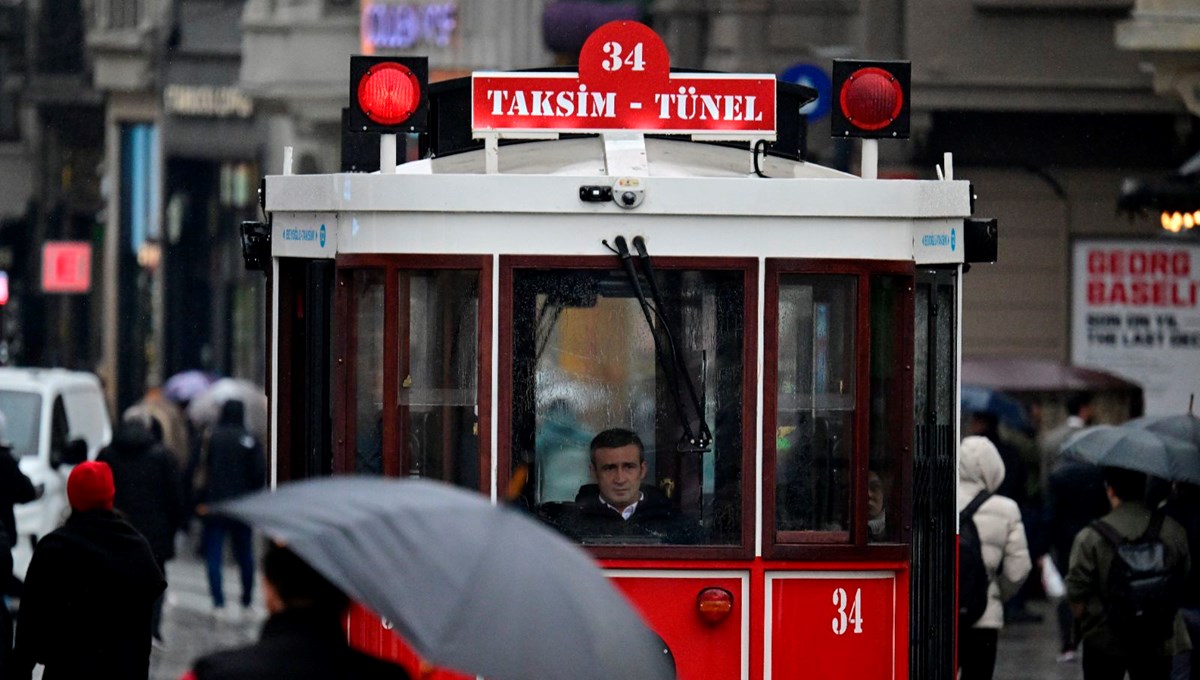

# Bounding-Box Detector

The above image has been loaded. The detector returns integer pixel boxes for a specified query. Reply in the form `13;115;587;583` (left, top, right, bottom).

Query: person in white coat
958;435;1033;680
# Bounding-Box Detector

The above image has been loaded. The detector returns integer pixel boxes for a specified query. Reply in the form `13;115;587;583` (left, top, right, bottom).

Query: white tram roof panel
264;137;974;221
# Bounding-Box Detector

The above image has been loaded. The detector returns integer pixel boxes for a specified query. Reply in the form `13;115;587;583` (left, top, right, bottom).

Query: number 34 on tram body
250;20;997;680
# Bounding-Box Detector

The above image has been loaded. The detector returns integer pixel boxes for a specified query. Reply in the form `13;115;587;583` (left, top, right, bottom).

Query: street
994;600;1083;680
147;537;267;680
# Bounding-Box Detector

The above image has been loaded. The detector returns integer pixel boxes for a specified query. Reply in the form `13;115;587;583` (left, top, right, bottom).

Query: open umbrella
215;477;675;680
1127;413;1200;450
187;378;268;442
1061;425;1200;485
163;369;217;404
962;384;1033;433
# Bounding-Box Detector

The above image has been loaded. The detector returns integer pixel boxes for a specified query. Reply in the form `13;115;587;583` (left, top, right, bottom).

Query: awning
962;356;1142;394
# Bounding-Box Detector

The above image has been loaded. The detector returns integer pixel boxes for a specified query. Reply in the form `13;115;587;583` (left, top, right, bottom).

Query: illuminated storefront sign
164;85;254;119
361;1;457;54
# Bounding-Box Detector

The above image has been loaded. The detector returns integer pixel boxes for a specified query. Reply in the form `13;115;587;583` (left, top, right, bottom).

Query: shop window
508;263;749;549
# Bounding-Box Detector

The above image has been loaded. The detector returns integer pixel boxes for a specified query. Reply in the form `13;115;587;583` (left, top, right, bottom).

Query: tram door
274;258;333;482
910;266;959;680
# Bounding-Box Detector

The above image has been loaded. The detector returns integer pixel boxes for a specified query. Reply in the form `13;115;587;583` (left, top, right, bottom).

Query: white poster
1071;239;1200;415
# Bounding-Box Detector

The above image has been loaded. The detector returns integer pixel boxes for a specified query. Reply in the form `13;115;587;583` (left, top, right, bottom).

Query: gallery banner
1071;239;1200;415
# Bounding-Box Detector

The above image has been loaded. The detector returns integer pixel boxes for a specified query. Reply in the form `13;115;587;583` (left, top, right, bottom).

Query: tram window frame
332;254;493;492
764;259;913;560
498;255;758;560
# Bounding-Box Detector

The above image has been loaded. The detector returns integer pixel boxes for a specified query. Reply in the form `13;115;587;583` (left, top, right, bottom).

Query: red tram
251;21;993;680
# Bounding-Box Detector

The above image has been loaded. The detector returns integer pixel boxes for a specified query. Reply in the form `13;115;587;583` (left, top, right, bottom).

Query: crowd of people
0;378;311;678
959;392;1200;680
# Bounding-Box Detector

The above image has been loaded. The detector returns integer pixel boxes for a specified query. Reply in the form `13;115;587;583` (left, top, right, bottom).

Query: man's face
867;472;884;519
591;444;646;511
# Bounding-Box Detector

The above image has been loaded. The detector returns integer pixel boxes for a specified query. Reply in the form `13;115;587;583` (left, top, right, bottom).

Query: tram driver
554;428;700;544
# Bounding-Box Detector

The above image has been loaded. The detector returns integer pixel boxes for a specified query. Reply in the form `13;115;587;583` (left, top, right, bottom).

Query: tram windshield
508;264;747;547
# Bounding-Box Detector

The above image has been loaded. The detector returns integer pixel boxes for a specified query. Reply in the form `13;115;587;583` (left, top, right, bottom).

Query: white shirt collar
603;492;644;520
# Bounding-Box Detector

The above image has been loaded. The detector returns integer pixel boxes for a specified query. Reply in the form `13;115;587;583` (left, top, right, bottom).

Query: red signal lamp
831;59;910;139
696;587;734;625
348;56;429;133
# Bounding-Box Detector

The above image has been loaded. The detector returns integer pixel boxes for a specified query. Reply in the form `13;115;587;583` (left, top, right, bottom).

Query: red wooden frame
763;259;914;561
498;255;759;560
333;254;493;493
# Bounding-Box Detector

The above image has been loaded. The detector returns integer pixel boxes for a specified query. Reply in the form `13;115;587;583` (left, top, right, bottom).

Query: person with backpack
1067;466;1191;680
957;435;1032;680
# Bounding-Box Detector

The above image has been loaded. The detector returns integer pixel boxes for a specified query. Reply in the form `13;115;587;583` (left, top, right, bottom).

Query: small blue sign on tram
779;62;832;121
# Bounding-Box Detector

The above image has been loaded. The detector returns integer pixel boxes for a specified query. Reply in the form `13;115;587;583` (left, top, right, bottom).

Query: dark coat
558;484;700;544
201;401;266;504
12;510;166;680
98;420;185;562
192;607;412;680
1045;453;1110;569
0;445;35;548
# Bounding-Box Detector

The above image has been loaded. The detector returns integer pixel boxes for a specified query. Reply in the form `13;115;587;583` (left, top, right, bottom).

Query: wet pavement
147;540;268;680
994;599;1083;680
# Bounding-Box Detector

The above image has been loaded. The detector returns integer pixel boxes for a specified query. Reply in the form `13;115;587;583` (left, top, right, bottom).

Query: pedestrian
182;541;412;679
99;410;185;645
11;460;166;679
1066;466;1191;680
1045;444;1111;664
196;399;266;622
0;410;36;675
1164;482;1200;679
1040;392;1094;496
969;410;1042;623
957;435;1033;680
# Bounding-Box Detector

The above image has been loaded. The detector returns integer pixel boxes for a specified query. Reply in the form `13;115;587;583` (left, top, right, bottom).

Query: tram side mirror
241;220;271;272
963;217;998;264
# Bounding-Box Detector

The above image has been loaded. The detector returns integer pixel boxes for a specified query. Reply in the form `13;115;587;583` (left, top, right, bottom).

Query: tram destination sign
472;21;776;139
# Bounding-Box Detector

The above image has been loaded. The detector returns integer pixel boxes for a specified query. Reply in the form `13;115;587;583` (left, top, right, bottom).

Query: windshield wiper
611;236;712;453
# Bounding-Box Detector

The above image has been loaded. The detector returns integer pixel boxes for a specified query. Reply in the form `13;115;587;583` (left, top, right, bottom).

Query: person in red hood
11;460;166;680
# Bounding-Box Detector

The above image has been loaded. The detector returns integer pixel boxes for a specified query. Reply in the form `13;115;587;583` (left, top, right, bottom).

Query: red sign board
472;21;775;138
42;241;92;294
769;574;897;679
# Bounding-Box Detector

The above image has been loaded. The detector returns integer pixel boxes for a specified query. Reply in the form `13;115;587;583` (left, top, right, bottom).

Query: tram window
395;270;480;487
868;275;910;543
775;275;856;536
510;267;745;547
352;270;385;475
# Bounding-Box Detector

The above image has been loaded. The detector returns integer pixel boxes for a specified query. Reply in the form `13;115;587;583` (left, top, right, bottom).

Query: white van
0;368;111;579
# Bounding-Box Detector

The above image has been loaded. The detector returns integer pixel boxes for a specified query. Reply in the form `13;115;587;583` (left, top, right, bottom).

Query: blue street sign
779;63;832;121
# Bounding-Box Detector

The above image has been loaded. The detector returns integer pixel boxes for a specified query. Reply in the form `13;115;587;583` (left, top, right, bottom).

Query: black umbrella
215;477;674;680
1061;425;1200;485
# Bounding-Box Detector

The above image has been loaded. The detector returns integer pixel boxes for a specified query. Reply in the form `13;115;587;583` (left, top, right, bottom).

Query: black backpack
1091;513;1180;645
958;491;992;628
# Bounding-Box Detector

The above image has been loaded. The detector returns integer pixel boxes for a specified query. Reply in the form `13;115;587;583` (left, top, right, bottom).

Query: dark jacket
0;445;35;548
1165;484;1200;609
12;509;166;680
98;419;185;562
201;401;266;504
1045;453;1110;569
560;484;700;544
192;607;412;680
1066;501;1192;657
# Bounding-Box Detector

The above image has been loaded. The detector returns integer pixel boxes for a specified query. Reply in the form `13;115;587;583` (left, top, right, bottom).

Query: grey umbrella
215;477;674;680
1127;413;1200;449
1061;425;1200;485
